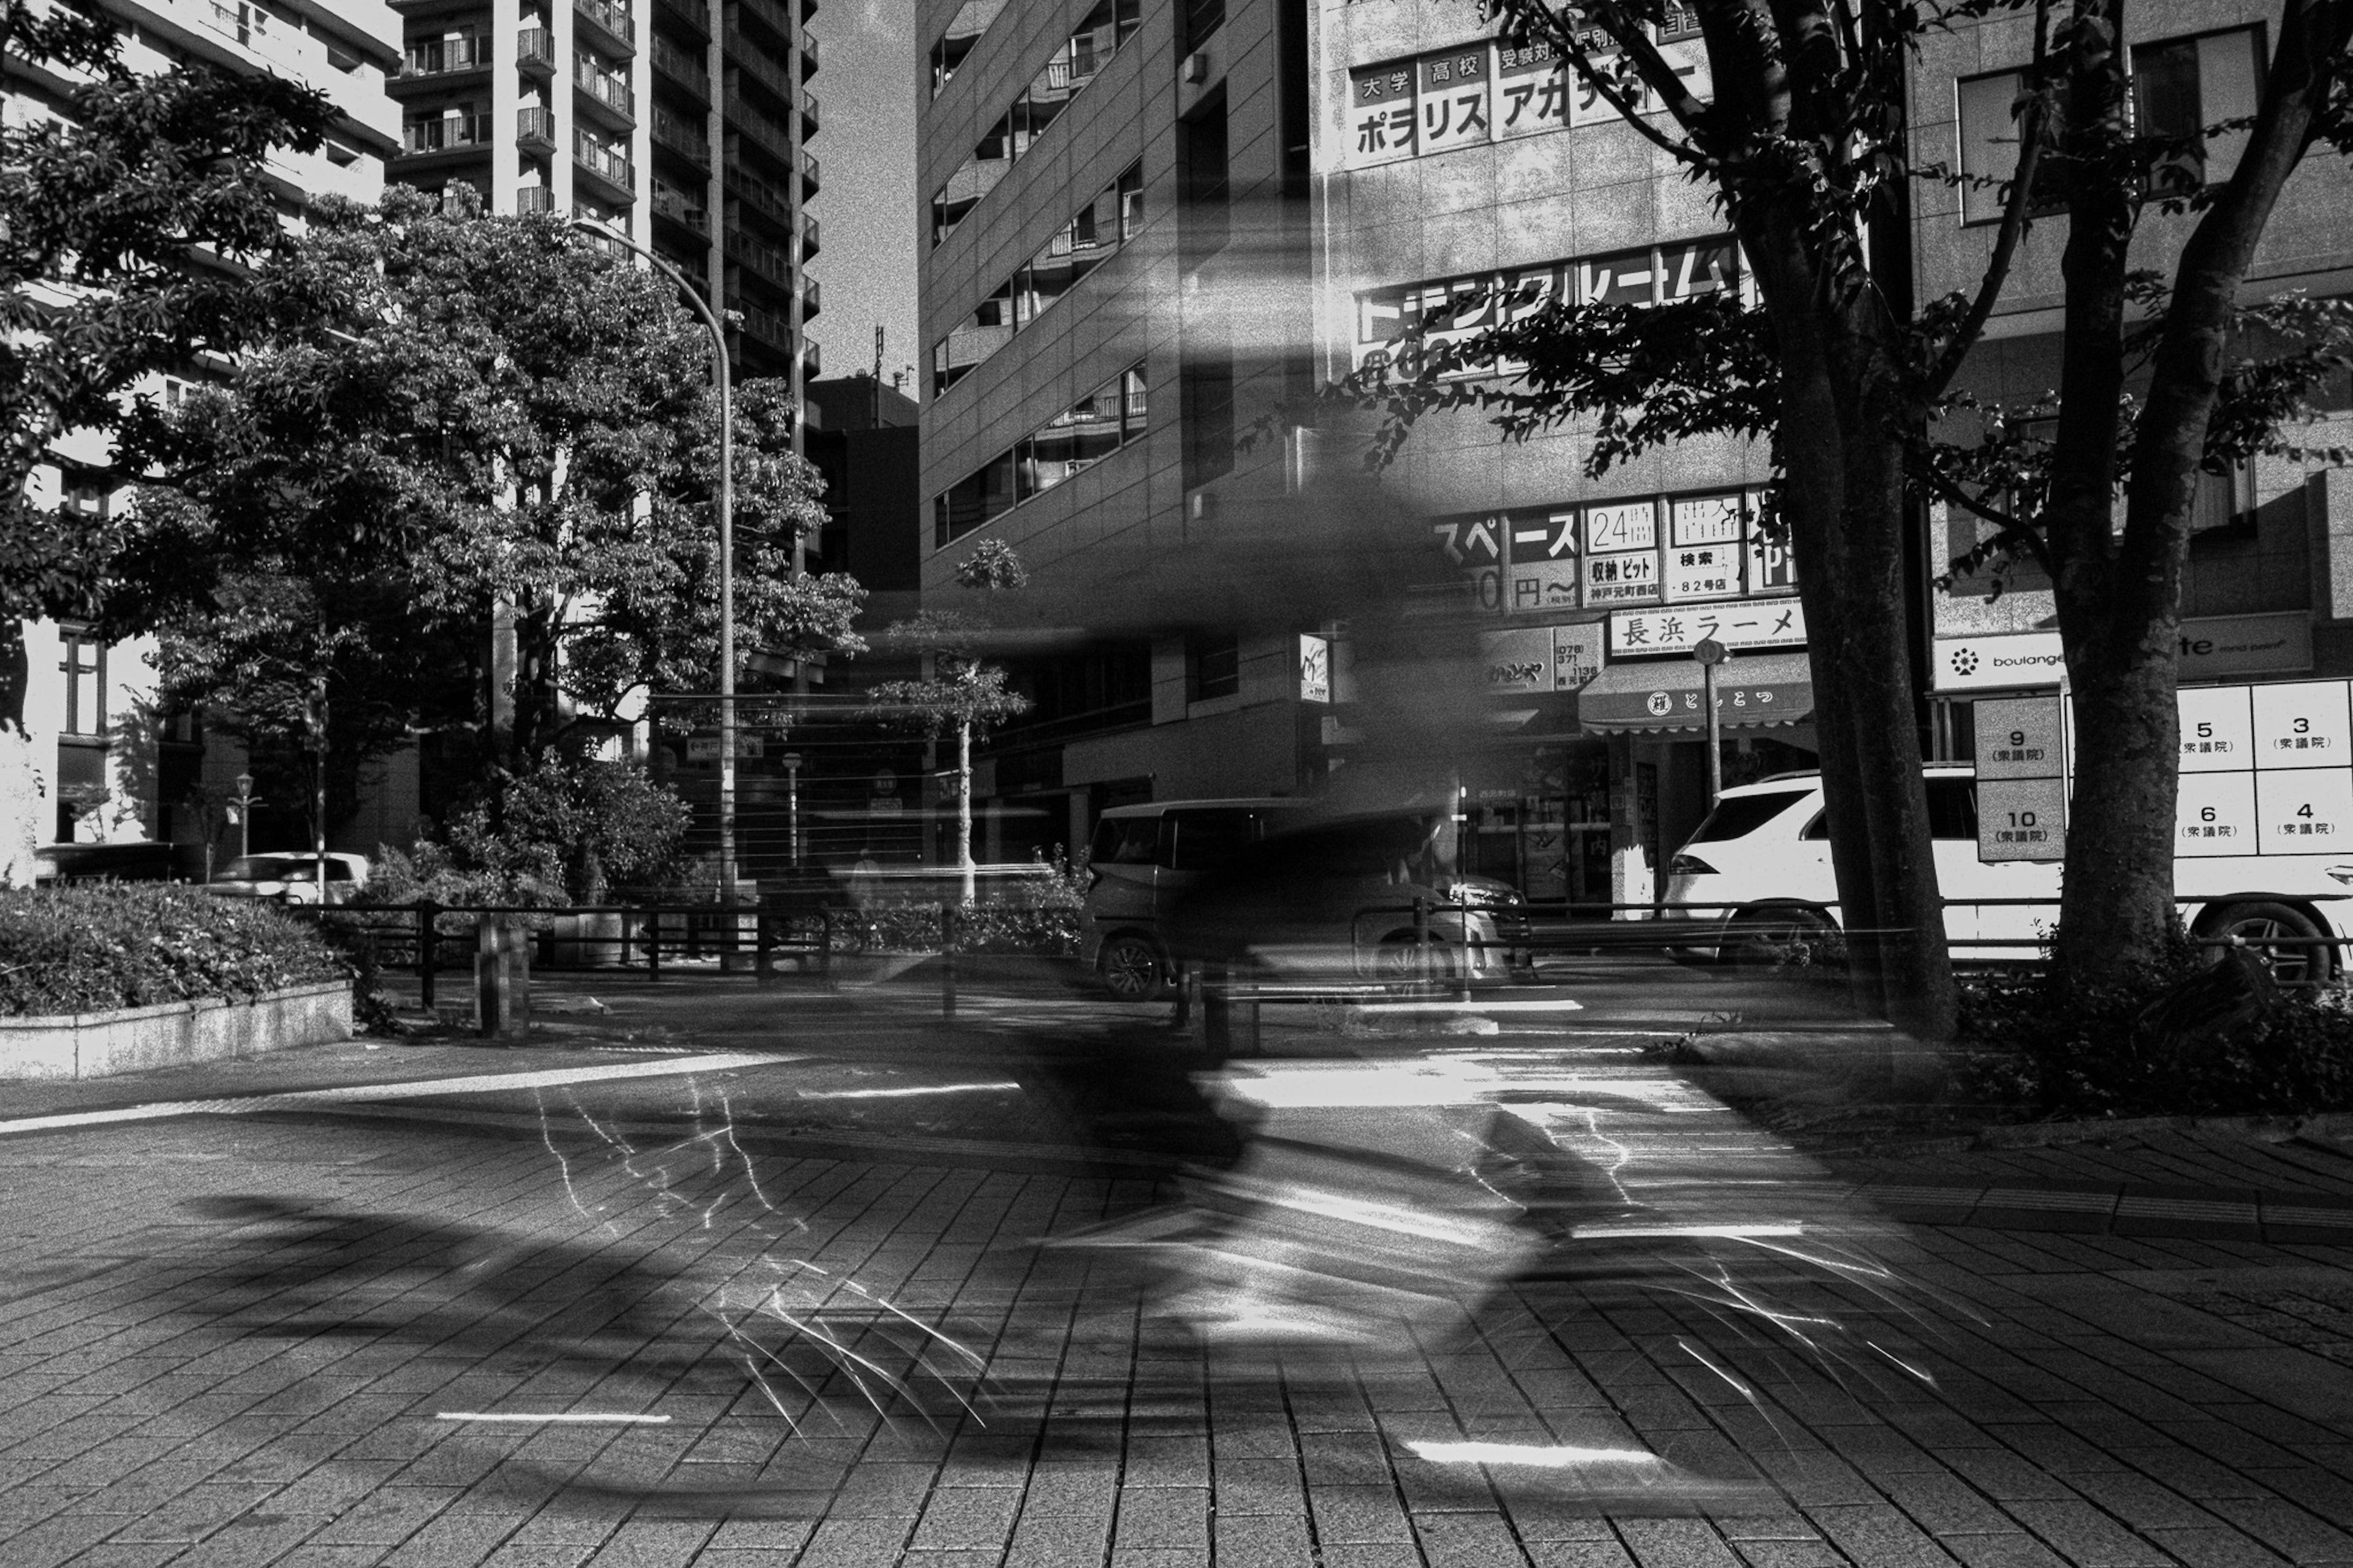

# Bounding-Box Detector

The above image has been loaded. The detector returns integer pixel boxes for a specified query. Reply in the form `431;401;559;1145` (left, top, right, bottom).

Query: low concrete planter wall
0;979;352;1081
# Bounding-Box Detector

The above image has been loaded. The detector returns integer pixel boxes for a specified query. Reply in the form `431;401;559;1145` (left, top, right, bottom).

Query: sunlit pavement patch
0;1051;794;1136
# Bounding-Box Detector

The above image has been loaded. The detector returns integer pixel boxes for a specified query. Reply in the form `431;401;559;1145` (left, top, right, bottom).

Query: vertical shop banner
1347;62;1418;166
1552;624;1602;690
1296;634;1330;703
1417;50;1491;156
1974;695;2066;862
1496;40;1568;137
1745;499;1796;595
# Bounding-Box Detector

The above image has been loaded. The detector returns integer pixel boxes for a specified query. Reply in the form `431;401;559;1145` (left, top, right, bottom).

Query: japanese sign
1606;600;1806;658
1347;62;1417;165
2256;767;2353;848
1582;499;1656;554
2249;680;2351;764
1583;550;1661;606
1670;493;1744;547
1297;633;1331;703
1973;695;2066;862
1552;625;1602;691
1495;39;1568;138
1662;545;1740;603
2178;684;2253;772
1479;627;1554;694
1417;50;1491;156
2177;771;2256;857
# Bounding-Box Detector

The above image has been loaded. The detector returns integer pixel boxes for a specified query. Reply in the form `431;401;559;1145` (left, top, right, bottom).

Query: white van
1659;767;2353;980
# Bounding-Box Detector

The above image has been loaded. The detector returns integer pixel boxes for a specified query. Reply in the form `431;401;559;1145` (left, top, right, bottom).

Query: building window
933;161;1144;396
933;362;1148;545
1181;0;1224;57
1179;94;1229;272
1953;27;2262;224
930;0;1008;97
1187;632;1240;702
1180;352;1233;490
928;0;1142;245
59;631;104;738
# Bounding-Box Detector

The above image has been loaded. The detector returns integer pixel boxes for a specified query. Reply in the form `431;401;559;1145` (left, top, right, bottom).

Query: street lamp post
781;752;803;869
573;220;740;909
233;772;256;860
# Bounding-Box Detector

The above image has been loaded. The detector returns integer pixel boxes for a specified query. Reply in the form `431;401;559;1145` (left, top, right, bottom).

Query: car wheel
1097;934;1172;1002
1375;933;1455;984
1723;907;1839;970
2200;901;2334;986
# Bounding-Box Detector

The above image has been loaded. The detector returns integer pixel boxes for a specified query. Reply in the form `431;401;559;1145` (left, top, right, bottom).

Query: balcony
803;0;817;22
653;181;710;233
517;186;555;214
652;106;711;167
732;0;794;45
732;296;792;354
516;27;554;75
802;214;819;258
726;227;794;288
574;0;637;55
395;34;489;87
802;275;820;319
723;28;797;112
726;104;797;172
651;34;710;101
726;167;795;233
804;340;821;377
573;136;637;203
656;0;711;39
402;113;493;156
516;104;555;151
801;150;819;195
574;59;637;126
800;32;819;77
801;88;818;135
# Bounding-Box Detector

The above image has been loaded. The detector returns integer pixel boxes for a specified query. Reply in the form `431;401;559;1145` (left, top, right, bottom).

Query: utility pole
873;324;884;426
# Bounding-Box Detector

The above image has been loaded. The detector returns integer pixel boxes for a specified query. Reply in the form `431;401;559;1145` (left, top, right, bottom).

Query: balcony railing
802;276;820;317
403;114;492;153
651;34;710;97
801;32;819;74
574;135;635;193
517;105;555;145
801;88;820;127
401;34;487;77
803;214;820;256
727;166;795;231
653;107;711;165
727;106;797;171
726;227;793;285
517;186;556;214
517;28;554;70
733;297;792;351
653;182;709;232
574;59;637;118
724;28;797;109
733;0;795;44
804;339;822;376
656;0;711;38
574;0;637;48
801;150;819;190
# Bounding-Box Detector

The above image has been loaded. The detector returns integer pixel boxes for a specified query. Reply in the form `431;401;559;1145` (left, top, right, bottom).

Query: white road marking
436;1412;671;1425
0;1053;792;1136
1405;1440;1662;1467
797;1081;1022;1100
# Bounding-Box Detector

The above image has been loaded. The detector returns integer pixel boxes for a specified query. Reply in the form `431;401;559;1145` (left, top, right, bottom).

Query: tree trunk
1737;214;1956;1040
2048;0;2346;991
956;717;975;906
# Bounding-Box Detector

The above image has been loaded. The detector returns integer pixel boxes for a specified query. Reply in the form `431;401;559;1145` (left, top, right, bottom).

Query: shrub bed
0;885;345;1017
827;903;1078;956
1953;941;2353;1119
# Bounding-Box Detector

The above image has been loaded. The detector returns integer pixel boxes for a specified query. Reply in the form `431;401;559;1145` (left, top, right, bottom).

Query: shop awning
1576;651;1814;734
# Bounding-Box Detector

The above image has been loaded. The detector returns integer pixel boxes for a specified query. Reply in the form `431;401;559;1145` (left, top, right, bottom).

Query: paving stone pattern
1;1080;2352;1565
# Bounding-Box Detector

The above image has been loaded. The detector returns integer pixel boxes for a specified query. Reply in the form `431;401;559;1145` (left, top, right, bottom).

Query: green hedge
827;903;1078;956
0;885;346;1017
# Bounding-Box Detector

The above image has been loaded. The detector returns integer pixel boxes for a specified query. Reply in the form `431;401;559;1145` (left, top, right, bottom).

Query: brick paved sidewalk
4;1037;2353;1567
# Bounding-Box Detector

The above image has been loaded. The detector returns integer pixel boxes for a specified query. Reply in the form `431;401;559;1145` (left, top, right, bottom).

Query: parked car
1658;767;2353;982
32;841;189;885
1081;798;1513;999
204;853;372;907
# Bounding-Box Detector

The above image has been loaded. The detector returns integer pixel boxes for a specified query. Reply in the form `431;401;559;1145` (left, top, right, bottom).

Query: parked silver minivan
1079;798;1514;999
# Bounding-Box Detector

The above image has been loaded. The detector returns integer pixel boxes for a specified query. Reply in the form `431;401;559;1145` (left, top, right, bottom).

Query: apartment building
388;0;821;387
915;0;1318;863
8;1;404;852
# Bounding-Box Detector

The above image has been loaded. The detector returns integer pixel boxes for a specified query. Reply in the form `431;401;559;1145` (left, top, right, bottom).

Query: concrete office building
7;1;404;853
916;0;1320;862
388;0;821;386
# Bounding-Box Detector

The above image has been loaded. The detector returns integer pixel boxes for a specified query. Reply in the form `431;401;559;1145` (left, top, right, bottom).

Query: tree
869;543;1033;904
104;192;863;820
1346;0;2352;1030
0;0;332;725
1921;0;2353;993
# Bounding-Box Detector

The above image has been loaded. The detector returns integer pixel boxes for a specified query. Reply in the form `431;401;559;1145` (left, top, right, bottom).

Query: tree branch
1920;0;2053;399
1915;463;2058;580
